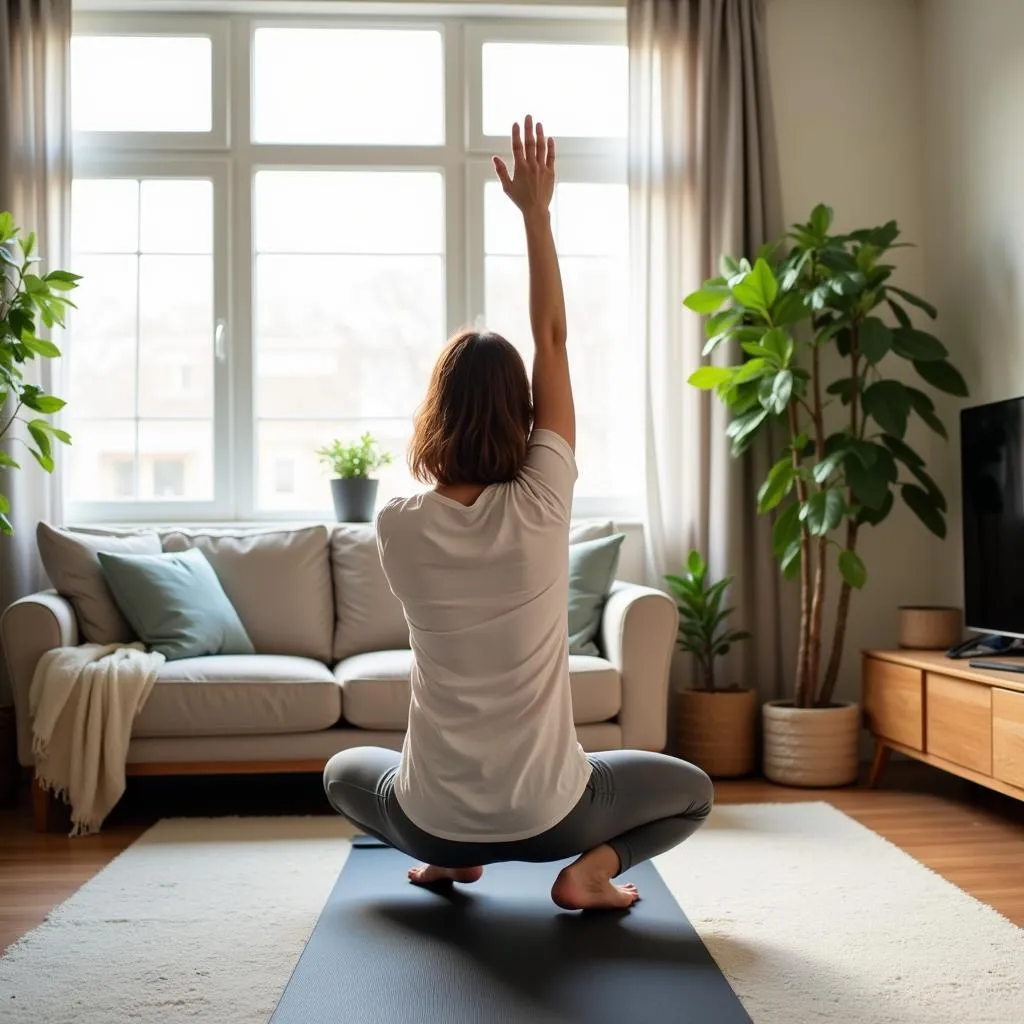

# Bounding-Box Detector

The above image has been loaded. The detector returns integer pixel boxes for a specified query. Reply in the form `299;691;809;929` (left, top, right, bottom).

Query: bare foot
408;864;484;886
551;844;640;911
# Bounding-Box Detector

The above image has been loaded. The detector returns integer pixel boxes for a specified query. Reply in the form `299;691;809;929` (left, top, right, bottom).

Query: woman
324;115;713;911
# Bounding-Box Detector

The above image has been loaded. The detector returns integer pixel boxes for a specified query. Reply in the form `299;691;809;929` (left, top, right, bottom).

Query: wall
764;0;949;702
919;0;1024;609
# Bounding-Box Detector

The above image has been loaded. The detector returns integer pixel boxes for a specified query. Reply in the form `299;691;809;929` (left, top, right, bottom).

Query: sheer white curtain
0;0;72;704
629;0;794;702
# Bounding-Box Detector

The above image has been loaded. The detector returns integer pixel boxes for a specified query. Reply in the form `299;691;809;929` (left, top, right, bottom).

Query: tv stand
863;650;1024;801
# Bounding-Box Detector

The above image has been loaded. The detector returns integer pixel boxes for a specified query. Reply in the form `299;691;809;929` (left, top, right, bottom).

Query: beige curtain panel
0;0;72;704
628;0;794;700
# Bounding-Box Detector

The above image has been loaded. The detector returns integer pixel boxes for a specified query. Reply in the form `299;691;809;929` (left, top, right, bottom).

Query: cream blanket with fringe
30;644;165;836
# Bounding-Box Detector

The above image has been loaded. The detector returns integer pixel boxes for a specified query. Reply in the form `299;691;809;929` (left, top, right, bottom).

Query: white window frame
67;8;634;524
71;14;231;153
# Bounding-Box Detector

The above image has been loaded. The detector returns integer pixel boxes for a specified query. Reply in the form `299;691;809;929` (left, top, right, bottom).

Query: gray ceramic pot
330;477;379;523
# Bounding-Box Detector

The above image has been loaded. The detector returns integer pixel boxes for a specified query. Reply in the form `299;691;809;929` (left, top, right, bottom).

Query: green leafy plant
685;204;967;709
317;432;394;479
665;551;750;692
0;211;78;534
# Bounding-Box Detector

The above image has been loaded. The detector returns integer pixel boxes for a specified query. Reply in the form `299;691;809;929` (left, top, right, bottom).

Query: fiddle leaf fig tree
0;211;78;534
685;204;966;709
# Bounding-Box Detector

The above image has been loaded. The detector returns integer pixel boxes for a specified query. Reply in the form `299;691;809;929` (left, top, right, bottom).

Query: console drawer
863;657;923;750
926;674;992;774
993;688;1024;789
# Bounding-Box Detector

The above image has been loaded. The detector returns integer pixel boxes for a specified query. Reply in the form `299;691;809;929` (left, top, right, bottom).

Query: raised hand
492;114;555;217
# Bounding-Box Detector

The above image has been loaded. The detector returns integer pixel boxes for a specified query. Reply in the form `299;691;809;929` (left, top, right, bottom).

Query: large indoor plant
685;204;967;785
665;551;754;777
0;211;78;807
317;432;393;523
0;211;76;533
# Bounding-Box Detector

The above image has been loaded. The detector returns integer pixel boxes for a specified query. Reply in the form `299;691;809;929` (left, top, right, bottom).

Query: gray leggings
323;747;713;875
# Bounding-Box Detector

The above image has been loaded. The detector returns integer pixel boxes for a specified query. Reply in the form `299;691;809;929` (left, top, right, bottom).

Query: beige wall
764;0;952;702
920;0;1024;609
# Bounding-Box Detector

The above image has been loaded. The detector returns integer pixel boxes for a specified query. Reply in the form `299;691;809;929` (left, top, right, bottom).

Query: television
961;396;1024;640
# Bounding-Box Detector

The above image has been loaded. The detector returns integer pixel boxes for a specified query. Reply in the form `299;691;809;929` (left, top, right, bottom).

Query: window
67;12;633;521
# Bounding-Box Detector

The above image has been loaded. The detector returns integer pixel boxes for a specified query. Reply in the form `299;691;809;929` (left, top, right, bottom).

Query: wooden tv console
863;649;1024;801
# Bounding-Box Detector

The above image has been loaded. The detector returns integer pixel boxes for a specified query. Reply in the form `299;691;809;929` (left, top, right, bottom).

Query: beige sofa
3;522;676;822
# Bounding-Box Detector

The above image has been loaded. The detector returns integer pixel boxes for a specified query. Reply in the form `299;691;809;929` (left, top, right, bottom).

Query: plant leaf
813;449;846;485
863;379;911;438
801;489;845;536
887;299;912;329
838;549;867;589
906;386;948;438
845;455;889;510
887;285;937;319
880;434;925;469
892;327;948;362
761;369;794;415
772;501;802;558
780;539;802;580
684;285;731;315
689;366;733;390
858;317;892;364
913;359;969;397
730;257;778;314
772;291;809;327
902;483;946;538
20;334;61;359
857;488;894;527
758;458;796;513
907;463;947;511
826;378;856;405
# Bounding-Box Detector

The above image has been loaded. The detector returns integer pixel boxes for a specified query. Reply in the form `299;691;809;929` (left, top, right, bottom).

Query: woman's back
377;429;591;842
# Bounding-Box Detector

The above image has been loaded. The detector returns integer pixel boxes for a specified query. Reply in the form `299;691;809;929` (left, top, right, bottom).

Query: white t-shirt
376;428;592;843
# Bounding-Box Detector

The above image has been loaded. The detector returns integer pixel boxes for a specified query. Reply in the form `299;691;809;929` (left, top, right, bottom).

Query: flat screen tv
961;396;1024;639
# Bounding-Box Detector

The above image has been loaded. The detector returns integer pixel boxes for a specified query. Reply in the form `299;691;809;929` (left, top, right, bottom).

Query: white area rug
1;803;1021;1024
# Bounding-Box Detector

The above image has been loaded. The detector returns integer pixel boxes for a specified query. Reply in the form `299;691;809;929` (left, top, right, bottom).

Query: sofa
3;521;677;826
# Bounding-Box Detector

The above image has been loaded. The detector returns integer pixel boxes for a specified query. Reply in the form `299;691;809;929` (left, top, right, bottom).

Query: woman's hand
493;114;555;218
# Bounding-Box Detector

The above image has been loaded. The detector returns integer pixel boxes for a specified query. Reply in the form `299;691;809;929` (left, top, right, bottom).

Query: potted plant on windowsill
685;204;966;786
316;432;393;523
666;551;755;777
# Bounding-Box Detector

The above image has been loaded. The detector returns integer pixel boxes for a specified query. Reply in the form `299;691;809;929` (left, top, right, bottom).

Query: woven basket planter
677;688;757;778
762;699;860;787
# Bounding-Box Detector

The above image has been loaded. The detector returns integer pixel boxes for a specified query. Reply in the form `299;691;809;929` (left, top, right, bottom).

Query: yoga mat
271;837;751;1024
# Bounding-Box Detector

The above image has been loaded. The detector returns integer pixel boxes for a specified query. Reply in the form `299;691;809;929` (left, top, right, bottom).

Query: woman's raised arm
493;115;575;451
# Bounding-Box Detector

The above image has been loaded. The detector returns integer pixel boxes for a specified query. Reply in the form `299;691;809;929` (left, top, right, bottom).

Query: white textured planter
762;699;861;787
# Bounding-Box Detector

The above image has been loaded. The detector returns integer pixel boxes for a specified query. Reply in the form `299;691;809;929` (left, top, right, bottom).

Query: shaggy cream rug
1;803;1021;1023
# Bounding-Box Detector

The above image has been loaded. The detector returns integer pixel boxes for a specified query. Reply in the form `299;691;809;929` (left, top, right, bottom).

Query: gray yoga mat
270;836;751;1024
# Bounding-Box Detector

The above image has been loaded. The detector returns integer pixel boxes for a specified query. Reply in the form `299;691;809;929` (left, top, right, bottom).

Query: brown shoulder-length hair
409;329;533;486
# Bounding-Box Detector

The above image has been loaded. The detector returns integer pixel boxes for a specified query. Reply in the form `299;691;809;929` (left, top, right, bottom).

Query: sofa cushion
331;525;408;660
162;526;333;662
36;523;162;644
335;650;621;730
132;655;341;738
99;547;254;660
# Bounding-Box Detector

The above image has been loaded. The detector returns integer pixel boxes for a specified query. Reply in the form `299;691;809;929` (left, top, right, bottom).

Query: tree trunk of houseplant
762;699;860;786
330;478;379;523
677;688;757;777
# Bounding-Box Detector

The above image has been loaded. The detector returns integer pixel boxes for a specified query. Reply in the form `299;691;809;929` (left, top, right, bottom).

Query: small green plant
665;551;750;692
317;432;393;479
0;211;79;534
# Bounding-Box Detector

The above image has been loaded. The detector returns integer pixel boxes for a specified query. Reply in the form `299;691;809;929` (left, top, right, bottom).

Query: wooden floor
2;761;1023;954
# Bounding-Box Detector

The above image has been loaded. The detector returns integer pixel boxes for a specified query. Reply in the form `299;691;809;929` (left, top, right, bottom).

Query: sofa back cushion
162;526;333;662
36;523;162;644
331;524;408;660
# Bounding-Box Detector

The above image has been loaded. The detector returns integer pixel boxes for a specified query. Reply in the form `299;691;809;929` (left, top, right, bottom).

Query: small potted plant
665;551;755;777
316;432;393;523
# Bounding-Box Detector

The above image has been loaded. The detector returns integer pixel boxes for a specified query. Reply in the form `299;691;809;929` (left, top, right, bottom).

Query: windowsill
68;515;646;531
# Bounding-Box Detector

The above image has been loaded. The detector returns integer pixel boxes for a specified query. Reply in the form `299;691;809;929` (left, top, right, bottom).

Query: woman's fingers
511;121;525;166
546;132;555;170
536;121;546;164
492;156;513;194
524;114;536;161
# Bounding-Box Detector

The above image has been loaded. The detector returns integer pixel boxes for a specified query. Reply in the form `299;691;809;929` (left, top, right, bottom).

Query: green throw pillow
98;547;255;661
568;533;625;656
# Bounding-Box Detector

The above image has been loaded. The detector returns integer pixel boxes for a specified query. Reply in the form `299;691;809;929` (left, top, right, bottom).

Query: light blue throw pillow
98;547;255;661
568;533;625;656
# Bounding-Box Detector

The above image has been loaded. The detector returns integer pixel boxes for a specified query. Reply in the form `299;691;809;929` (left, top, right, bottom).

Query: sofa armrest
600;581;677;752
2;590;79;766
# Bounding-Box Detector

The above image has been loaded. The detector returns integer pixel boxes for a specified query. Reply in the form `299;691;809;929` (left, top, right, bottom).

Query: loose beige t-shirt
376;428;592;842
